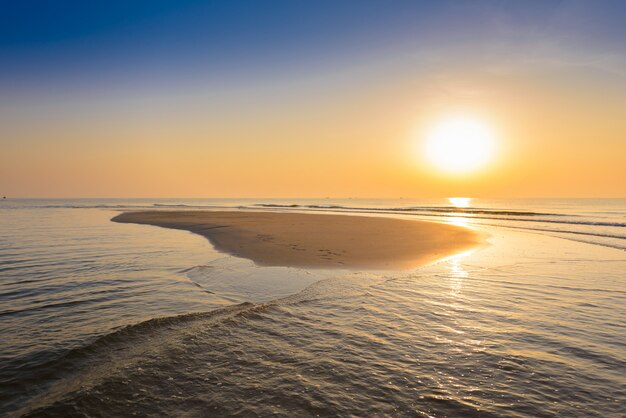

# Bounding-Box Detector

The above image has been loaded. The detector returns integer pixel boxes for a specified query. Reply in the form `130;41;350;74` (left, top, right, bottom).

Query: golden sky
1;1;625;198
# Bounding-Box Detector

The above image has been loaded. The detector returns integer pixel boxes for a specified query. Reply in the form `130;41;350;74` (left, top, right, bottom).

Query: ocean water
1;198;624;417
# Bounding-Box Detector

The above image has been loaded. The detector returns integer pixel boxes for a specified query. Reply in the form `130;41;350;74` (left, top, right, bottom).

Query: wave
5;302;259;417
471;222;626;250
6;200;625;235
7;271;381;417
38;204;136;209
252;203;562;216
152;203;239;209
252;204;626;229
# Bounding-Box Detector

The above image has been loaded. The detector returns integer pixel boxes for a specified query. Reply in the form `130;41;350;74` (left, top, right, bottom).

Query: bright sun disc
424;115;495;174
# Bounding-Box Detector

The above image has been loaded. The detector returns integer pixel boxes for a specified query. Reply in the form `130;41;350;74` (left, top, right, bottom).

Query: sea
1;198;624;417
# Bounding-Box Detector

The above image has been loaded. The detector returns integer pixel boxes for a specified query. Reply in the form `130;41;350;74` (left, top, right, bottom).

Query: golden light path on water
448;197;471;208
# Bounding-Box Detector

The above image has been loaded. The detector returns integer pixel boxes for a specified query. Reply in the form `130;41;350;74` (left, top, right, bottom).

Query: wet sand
112;211;482;270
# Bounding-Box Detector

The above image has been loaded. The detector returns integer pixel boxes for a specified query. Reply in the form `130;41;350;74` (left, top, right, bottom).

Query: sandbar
112;211;483;270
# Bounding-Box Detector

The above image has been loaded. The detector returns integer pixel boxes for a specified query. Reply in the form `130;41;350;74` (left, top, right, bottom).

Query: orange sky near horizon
2;62;624;199
1;3;625;199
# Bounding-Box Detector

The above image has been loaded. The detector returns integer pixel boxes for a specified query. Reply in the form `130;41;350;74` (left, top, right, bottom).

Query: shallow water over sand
1;199;625;416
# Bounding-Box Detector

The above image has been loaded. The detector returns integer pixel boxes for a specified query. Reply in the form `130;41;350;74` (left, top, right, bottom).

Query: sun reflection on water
444;250;474;297
448;197;471;208
450;256;469;280
448;216;470;228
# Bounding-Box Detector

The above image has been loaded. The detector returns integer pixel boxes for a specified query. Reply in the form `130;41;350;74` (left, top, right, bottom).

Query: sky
1;0;625;198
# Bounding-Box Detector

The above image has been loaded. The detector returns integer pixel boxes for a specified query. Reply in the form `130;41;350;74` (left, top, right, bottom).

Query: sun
423;115;496;174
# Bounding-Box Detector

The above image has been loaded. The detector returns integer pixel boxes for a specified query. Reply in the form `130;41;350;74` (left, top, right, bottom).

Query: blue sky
1;1;625;197
2;0;624;92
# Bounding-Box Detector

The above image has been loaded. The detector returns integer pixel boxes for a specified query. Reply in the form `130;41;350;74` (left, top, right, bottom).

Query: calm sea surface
1;198;625;417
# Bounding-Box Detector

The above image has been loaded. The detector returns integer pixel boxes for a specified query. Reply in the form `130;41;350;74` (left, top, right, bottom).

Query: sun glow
423;115;496;174
448;197;471;207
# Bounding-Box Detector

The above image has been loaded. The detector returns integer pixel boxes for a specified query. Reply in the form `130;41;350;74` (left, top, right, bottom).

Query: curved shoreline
112;211;484;270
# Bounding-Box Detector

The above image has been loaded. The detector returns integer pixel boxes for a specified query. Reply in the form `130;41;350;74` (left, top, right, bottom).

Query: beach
2;199;625;417
112;211;483;270
4;1;625;416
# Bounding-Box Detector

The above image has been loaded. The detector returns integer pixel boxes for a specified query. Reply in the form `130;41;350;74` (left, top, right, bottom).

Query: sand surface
112;211;483;270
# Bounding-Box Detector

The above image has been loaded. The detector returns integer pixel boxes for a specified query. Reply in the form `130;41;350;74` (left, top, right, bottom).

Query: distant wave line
6;202;625;229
